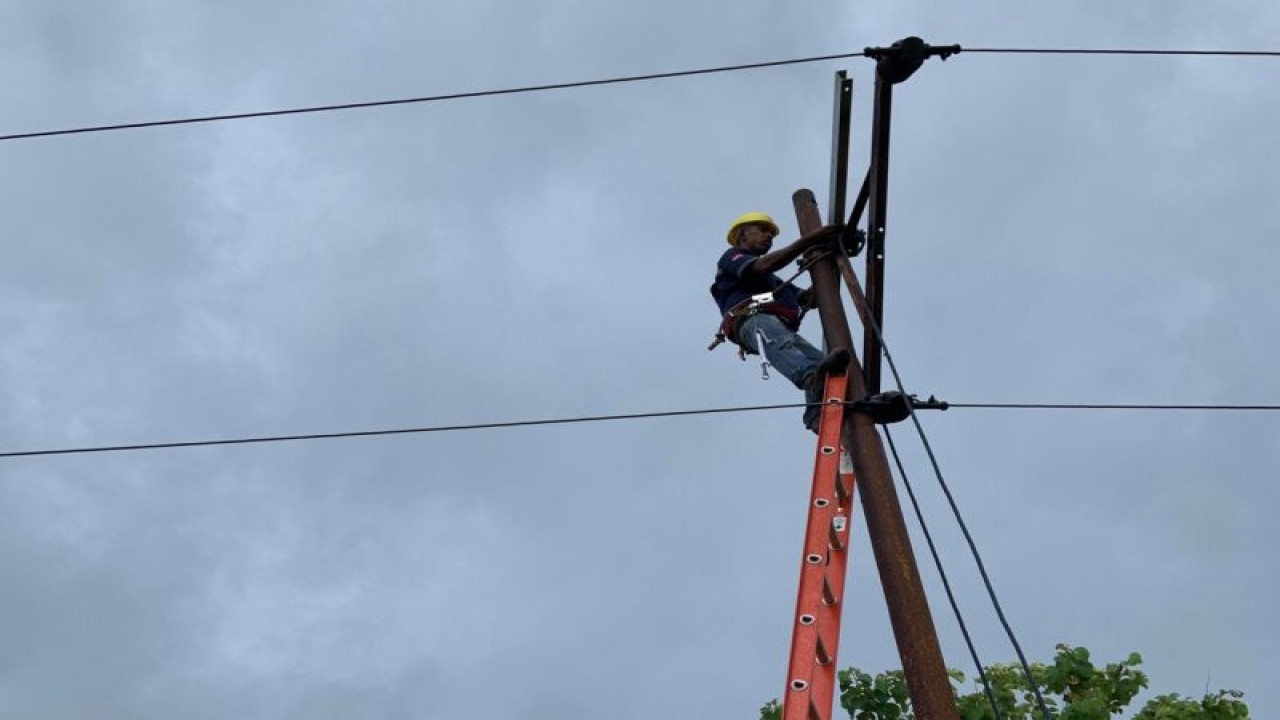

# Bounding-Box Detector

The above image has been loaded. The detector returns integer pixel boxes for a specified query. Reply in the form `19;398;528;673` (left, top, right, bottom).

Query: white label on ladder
839;450;853;474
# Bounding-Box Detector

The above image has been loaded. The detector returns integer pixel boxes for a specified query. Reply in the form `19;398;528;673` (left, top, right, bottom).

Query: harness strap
707;299;801;355
707;297;755;350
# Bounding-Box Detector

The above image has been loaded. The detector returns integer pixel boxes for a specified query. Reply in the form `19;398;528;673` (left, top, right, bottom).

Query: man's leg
738;314;828;428
801;348;851;431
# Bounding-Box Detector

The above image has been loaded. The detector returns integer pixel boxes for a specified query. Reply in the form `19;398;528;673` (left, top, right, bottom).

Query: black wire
897;397;1053;719
0;52;863;143
0;401;813;459
4;399;1271;460
851;293;1053;719
5;398;1272;460
7;46;1276;143
964;47;1280;57
884;428;1004;720
951;403;1280;411
896;401;1052;719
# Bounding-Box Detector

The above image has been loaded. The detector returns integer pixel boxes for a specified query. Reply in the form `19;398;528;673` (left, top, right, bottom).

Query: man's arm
747;224;843;276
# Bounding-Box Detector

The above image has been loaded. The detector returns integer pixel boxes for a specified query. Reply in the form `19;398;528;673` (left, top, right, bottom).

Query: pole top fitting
849;392;949;424
863;37;963;84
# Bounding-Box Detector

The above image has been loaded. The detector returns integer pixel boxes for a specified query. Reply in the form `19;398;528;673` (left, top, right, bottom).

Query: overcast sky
1;2;1277;719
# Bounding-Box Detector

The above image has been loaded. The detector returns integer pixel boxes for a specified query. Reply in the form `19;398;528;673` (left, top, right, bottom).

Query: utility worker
711;211;849;432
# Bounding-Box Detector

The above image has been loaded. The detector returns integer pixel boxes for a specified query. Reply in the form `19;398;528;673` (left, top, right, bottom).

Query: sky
0;2;1277;719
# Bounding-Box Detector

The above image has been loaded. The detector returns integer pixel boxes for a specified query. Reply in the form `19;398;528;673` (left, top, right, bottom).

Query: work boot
803;348;851;433
816;347;851;379
803;373;824;433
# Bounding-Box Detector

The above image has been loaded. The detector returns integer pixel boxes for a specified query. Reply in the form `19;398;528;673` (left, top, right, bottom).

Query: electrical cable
880;360;1052;718
3;398;1273;460
5;46;1277;143
883;427;1004;720
898;403;1053;719
849;287;1054;719
0;52;863;143
950;403;1280;411
963;47;1280;57
0;401;814;459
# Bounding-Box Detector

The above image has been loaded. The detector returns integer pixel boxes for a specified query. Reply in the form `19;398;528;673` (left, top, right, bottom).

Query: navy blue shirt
710;246;804;317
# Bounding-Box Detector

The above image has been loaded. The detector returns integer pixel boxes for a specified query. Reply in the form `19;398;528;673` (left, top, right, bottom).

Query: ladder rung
835;451;854;500
815;634;832;666
828;515;848;551
821;576;837;606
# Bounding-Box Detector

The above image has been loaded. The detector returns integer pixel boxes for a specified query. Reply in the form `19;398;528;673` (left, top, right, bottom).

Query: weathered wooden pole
794;188;959;720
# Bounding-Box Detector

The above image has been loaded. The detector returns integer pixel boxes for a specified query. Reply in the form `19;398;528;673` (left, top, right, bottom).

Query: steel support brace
828;71;853;227
860;37;961;393
862;75;893;395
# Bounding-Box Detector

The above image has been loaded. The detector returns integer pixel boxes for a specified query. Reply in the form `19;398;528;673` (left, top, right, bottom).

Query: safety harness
706;292;801;357
707;249;830;358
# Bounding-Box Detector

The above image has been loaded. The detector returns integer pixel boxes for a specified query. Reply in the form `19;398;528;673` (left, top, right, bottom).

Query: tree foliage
758;645;1249;720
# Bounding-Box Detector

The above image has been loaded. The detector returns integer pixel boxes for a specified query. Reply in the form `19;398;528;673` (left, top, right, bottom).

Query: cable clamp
863;37;963;84
849;392;949;424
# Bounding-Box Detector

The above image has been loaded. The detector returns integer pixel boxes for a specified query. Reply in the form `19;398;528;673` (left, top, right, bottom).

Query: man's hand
799;224;845;247
797;287;817;310
749;224;845;277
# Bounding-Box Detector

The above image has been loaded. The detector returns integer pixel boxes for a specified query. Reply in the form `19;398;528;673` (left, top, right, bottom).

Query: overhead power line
2;399;1277;460
0;52;863;143
966;47;1280;57
3;46;1277;143
949;403;1280;411
851;291;1054;719
883;427;1005;720
0;401;811;459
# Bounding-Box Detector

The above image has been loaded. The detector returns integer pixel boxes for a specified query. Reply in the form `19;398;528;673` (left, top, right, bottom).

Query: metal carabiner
755;327;771;380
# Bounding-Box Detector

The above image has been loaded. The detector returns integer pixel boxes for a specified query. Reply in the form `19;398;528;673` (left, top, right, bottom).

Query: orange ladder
781;370;857;720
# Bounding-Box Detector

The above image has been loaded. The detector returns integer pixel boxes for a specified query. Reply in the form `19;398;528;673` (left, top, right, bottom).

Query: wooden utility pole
794;189;959;719
773;38;962;719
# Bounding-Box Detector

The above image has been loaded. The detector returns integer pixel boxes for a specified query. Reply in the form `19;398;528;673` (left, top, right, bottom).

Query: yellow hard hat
725;212;780;245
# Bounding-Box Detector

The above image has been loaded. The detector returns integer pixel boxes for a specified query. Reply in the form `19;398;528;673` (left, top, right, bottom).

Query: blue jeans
737;313;827;429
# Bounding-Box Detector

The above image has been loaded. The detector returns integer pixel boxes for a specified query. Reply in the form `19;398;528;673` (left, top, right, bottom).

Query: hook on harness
706;291;776;357
755;326;772;380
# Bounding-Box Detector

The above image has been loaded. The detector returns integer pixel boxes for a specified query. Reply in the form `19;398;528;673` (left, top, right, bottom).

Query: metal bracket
864;37;962;84
857;36;960;395
841;228;867;257
849;391;949;425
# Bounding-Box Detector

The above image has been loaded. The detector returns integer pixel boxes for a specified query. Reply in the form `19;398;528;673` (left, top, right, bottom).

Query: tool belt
707;299;801;354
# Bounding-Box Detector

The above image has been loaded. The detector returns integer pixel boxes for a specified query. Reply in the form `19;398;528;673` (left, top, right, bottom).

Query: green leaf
759;645;1250;720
